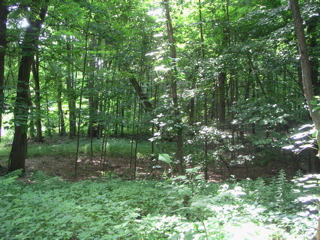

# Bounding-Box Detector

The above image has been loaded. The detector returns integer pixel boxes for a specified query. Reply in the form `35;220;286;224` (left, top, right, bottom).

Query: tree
163;0;184;174
0;0;7;142
8;1;48;172
290;0;320;169
1;0;317;176
32;53;43;142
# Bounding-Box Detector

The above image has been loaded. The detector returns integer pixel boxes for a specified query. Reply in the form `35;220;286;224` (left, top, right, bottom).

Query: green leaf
195;174;204;180
312;106;320;112
185;166;201;174
312;130;318;138
172;175;187;181
158;153;171;164
310;100;318;105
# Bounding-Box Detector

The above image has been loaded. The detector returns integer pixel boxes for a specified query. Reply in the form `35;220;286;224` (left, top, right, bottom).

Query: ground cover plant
0;137;163;180
0;136;296;181
0;137;152;159
0;0;319;238
0;168;319;239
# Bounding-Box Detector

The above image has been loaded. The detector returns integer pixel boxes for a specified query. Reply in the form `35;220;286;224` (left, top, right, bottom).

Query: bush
0;171;318;239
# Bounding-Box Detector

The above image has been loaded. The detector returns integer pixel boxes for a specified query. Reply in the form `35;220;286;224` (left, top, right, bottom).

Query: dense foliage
0;1;319;239
0;170;319;239
0;0;318;175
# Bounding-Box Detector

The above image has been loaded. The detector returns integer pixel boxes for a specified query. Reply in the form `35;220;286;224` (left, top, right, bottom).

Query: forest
0;0;320;239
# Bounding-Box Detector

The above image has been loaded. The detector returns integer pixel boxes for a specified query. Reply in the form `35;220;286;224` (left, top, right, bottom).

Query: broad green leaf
185;166;201;174
195;174;204;180
172;175;187;181
312;130;318;138
310;100;318;105
312;106;320;112
158;153;171;164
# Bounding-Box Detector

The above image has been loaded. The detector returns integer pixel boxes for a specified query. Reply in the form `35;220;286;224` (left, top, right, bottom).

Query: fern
0;169;22;186
275;169;287;205
0;173;318;239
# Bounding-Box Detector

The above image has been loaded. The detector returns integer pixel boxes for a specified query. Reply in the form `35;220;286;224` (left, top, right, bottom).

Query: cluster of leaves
0;170;319;239
181;124;249;170
0;137;153;161
231;97;301;146
283;96;320;154
283;123;316;154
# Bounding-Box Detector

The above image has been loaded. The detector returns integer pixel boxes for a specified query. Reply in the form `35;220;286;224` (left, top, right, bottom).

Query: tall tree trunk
57;77;66;136
163;0;184;174
247;54;267;97
114;99;119;135
306;13;319;95
218;72;226;127
45;93;52;137
66;42;76;138
198;0;209;179
189;92;195;125
0;1;7;142
290;0;320;167
29;100;35;139
129;76;153;112
120;103;125;136
217;1;231;129
87;38;99;138
87;62;97;138
32;54;43;142
9;2;48;172
75;13;91;177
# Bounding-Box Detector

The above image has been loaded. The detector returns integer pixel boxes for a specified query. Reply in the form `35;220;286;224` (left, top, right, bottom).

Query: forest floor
0;137;297;181
23;152;294;182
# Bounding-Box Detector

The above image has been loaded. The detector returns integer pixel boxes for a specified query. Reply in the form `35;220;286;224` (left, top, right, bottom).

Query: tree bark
57;77;66;136
129;76;153;111
9;2;48;172
163;0;184;174
316;217;320;240
0;1;7;142
290;0;320;164
66;42;76;138
218;72;226;127
306;13;319;95
87;38;99;138
217;1;231;129
32;54;43;142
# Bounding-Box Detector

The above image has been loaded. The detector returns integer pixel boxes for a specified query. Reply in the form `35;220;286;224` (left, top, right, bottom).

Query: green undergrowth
0;170;319;239
0;137;156;160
